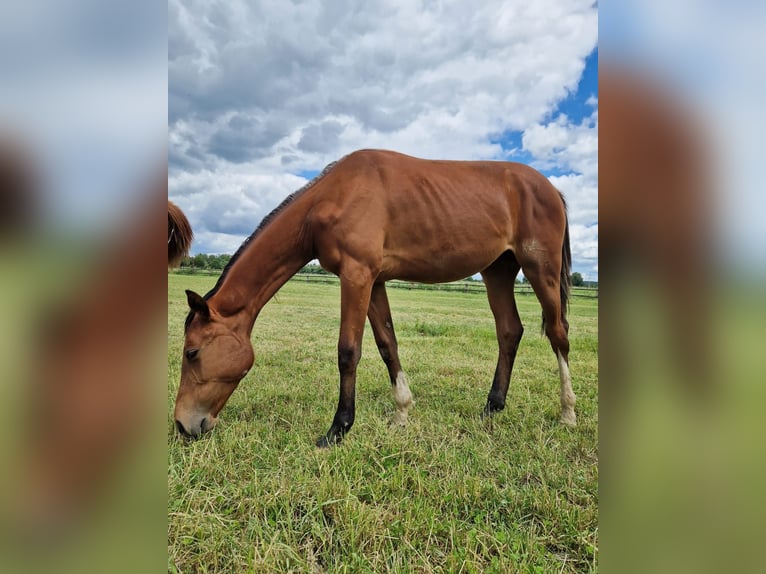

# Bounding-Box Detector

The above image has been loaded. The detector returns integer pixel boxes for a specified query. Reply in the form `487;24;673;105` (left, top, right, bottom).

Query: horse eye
185;348;199;361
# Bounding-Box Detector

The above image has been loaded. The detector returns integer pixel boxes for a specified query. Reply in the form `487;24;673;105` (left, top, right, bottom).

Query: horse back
307;150;565;282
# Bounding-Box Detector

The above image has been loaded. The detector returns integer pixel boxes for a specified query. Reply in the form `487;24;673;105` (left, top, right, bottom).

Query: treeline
179;257;336;274
179;253;232;270
179;256;598;287
570;272;598;287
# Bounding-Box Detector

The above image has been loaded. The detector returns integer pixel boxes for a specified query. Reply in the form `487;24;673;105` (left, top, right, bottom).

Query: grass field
168;273;598;573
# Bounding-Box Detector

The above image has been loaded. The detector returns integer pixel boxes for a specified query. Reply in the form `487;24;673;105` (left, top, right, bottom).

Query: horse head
174;290;254;438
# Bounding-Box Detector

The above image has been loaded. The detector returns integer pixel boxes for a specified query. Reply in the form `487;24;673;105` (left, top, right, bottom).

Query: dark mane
168;200;193;268
184;160;339;332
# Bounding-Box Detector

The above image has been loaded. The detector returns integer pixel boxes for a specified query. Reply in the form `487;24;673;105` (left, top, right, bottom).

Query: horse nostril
199;417;208;433
175;420;190;437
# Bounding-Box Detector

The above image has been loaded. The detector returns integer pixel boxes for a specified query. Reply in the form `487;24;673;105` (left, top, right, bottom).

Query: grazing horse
175;149;574;447
15;172;169;530
168;200;193;267
599;65;712;436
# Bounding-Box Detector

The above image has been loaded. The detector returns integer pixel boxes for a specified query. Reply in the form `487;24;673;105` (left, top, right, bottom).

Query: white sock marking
391;371;413;426
557;351;577;426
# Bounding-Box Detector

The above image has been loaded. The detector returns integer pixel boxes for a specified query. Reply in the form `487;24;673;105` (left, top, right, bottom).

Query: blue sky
556;48;598;124
495;47;597;165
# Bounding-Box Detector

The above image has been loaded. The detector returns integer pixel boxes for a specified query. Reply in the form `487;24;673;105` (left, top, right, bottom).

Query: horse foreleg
368;282;413;427
316;272;373;448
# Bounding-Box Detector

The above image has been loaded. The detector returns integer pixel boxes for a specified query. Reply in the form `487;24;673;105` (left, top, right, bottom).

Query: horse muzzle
175;414;218;438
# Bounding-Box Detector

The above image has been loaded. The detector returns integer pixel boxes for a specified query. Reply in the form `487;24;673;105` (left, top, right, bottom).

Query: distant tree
209;255;225;270
192;253;207;268
301;263;331;275
571;272;584;286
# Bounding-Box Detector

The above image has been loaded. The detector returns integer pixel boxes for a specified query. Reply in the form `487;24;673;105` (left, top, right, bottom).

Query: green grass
168;273;598;573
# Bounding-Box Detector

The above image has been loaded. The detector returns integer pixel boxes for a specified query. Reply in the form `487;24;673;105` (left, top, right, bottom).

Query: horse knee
376;341;392;364
338;344;360;373
508;324;524;346
498;322;523;350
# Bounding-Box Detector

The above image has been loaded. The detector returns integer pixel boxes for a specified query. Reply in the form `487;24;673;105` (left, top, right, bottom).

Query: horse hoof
390;411;409;428
316;435;331;448
316;434;341;448
482;401;504;419
559;411;577;426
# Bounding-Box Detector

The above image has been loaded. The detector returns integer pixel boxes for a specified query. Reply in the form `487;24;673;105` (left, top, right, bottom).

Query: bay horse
15;171;169;532
175;149;574;447
599;65;712;436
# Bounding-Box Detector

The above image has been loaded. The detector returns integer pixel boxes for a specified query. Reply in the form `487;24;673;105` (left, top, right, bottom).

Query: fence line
173;269;598;299
290;273;598;298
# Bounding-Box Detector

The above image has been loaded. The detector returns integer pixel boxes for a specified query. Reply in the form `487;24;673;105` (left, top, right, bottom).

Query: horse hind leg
555;343;576;426
481;252;524;418
367;282;413;426
520;255;577;426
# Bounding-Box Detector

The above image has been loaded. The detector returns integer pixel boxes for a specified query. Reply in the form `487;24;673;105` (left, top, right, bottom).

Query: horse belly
380;237;508;283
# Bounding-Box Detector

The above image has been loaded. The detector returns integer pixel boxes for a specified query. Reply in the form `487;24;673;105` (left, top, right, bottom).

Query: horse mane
0;137;39;238
182;160;341;332
168;200;193;268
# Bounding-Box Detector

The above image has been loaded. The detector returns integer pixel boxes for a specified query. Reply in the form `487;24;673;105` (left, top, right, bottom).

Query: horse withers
174;150;574;447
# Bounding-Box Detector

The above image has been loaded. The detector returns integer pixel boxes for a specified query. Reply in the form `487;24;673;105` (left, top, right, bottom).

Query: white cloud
169;165;307;238
522;101;598;276
169;0;598;277
569;222;599;277
523;107;598;178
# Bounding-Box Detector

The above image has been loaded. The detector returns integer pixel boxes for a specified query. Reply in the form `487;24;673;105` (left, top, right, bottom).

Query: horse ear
185;290;210;318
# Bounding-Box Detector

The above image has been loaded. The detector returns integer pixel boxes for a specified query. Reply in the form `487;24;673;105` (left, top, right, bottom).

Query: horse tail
168;200;193;268
542;192;572;334
560;203;572;320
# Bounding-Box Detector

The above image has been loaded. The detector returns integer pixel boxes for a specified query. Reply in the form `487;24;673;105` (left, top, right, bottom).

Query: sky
169;0;599;281
600;1;766;276
0;1;166;227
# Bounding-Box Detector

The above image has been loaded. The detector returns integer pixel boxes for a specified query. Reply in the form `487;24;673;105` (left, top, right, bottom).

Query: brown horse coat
176;150;574;446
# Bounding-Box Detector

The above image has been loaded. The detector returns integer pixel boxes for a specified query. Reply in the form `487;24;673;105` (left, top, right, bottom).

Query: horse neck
209;198;313;333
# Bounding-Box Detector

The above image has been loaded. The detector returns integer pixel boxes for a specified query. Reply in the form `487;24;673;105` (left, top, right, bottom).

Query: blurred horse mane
0;136;38;240
168;200;192;267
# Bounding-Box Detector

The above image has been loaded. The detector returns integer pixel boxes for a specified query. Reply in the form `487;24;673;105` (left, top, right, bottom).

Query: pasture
168;273;598;573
